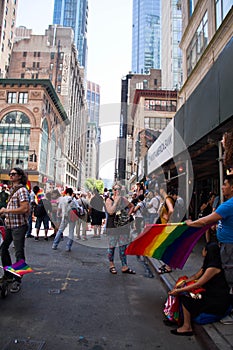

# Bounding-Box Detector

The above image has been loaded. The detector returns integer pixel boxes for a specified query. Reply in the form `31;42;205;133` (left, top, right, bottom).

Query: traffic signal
29;153;37;162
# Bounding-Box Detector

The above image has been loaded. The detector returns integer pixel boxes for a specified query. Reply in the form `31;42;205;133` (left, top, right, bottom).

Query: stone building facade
6;25;87;189
0;79;68;189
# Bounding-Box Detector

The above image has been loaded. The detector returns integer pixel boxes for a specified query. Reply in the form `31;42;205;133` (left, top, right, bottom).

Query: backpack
140;201;149;217
67;199;83;222
34;200;46;217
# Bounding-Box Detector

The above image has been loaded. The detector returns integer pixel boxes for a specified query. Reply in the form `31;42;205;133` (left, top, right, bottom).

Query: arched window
40;119;49;174
0;111;30;169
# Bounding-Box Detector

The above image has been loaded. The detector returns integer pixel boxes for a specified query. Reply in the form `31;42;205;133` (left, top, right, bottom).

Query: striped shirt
5;186;30;228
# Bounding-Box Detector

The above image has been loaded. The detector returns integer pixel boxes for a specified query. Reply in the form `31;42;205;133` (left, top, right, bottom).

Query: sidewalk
148;236;233;350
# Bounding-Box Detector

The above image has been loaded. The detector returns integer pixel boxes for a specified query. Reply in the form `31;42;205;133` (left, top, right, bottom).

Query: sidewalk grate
3;339;45;350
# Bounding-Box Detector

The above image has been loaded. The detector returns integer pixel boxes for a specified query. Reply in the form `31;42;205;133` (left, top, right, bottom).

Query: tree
84;178;104;194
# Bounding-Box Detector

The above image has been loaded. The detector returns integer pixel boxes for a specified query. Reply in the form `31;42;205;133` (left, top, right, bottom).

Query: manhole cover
3;339;45;350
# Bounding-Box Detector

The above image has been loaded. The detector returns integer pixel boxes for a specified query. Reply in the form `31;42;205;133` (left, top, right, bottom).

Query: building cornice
0;78;69;125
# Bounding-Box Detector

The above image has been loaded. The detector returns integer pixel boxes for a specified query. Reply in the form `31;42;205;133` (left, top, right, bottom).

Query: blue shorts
35;214;50;230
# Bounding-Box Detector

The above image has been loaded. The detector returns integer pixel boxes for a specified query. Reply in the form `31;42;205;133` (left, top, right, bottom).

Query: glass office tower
132;0;161;74
53;0;88;68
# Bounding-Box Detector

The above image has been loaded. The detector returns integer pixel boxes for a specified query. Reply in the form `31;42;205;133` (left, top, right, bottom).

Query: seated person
168;242;231;336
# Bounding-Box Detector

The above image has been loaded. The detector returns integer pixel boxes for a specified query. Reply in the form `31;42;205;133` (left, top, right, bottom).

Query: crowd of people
0;131;232;334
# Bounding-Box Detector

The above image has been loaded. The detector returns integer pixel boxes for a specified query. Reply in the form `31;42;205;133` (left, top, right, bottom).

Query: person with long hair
0;168;30;293
105;182;135;274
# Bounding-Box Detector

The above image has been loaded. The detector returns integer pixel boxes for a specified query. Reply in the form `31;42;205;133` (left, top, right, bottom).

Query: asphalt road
0;230;204;350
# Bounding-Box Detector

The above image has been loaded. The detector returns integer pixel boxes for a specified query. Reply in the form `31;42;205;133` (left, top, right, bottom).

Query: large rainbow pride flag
126;223;210;269
4;259;34;277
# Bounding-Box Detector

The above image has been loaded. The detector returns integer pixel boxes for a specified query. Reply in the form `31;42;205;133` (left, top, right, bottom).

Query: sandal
158;265;172;274
109;267;117;274
122;268;136;274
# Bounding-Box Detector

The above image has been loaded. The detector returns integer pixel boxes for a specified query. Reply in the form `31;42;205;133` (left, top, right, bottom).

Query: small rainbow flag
126;223;209;269
4;259;34;277
36;189;45;204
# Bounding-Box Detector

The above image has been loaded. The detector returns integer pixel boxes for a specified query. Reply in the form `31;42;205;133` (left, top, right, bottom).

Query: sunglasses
9;172;18;176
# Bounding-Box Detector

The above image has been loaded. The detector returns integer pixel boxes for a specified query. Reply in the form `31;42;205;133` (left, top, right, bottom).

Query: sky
16;0;133;181
16;0;132;104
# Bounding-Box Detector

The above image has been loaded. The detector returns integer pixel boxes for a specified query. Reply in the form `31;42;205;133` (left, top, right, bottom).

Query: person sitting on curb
168;242;231;336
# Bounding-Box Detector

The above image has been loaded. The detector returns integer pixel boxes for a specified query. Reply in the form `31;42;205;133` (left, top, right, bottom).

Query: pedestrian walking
76;192;90;241
0;185;9;209
0;168;30;293
52;188;82;251
89;189;105;238
105;182;135;275
34;190;51;241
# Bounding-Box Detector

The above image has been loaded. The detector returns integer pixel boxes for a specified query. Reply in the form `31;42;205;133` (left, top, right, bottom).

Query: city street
0;228;203;350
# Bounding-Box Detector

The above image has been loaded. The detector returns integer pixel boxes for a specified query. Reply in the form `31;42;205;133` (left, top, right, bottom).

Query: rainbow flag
4;259;34;277
35;189;45;204
126;223;209;269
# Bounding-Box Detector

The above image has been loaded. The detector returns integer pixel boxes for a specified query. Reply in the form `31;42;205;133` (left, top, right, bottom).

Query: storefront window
215;0;233;29
0;111;30;169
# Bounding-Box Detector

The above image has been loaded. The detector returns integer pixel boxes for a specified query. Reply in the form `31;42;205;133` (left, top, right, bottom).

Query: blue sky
16;0;133;105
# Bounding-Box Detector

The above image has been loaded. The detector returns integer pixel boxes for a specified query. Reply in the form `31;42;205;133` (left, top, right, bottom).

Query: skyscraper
53;0;88;69
132;0;161;74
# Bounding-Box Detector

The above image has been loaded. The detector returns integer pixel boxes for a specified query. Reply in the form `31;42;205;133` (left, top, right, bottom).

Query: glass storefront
0;111;30;170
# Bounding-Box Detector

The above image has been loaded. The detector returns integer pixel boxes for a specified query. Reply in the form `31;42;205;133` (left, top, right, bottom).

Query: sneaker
220;315;233;325
44;237;48;241
10;280;21;293
34;237;39;241
52;244;57;250
82;236;88;241
26;234;33;238
76;236;81;240
65;247;71;252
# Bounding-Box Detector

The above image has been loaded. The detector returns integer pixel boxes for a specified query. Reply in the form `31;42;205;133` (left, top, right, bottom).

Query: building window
18;92;28;104
33;62;36;68
0;111;31;170
59;63;63;70
57;85;61;93
50;63;54;70
187;11;208;76
21;73;25;78
37;62;40;68
215;0;233;29
144;117;171;130
144;99;177;112
51;52;55;59
22;62;26;68
23;51;27;57
59;52;64;59
7;92;17;103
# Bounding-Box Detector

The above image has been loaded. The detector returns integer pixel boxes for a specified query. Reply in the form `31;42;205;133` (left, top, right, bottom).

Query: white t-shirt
148;196;160;214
